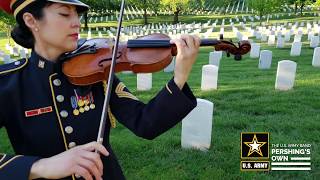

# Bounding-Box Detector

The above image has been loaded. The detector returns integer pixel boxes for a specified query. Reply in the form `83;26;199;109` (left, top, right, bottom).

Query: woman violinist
0;0;200;179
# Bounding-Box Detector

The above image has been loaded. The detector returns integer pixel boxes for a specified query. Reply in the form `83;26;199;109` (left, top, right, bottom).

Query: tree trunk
294;3;297;14
84;12;88;31
106;0;111;9
300;4;304;16
173;10;180;24
143;0;148;25
7;26;10;44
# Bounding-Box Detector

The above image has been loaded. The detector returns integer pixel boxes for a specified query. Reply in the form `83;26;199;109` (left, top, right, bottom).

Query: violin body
63;34;174;86
62;33;251;86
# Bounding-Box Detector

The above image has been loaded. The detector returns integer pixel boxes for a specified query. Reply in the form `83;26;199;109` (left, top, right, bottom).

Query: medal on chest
71;90;95;116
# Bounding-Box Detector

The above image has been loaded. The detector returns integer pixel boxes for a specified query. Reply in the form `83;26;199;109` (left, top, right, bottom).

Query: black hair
11;1;53;49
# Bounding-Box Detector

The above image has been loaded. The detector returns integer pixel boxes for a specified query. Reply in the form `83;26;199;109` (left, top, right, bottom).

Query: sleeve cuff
167;78;197;107
0;155;41;180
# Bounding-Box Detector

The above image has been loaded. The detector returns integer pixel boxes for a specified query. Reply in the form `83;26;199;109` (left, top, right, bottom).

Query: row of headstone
180;62;300;151
128;42;320;93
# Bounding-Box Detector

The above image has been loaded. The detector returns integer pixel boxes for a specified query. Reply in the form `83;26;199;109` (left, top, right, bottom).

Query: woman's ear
22;12;39;32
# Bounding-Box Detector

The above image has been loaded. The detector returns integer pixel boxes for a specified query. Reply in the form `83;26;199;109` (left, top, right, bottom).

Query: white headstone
19;49;26;58
5;43;11;51
294;34;302;42
268;35;276;45
275;60;297;91
259;50;272;69
209;51;222;67
164;57;175;73
261;34;268;42
137;73;152;91
13;47;19;57
276;36;284;48
201;65;218;90
3;55;11;64
310;36;319;48
250;43;260;58
308;32;314;41
290;42;302;56
181;98;214;151
312;47;320;67
285;32;291;42
87;31;92;39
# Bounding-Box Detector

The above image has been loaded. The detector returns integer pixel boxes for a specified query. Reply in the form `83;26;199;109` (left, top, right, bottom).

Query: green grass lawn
0;14;320;179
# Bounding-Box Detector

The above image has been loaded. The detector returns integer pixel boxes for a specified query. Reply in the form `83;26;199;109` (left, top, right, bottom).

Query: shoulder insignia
0;58;28;75
115;82;139;100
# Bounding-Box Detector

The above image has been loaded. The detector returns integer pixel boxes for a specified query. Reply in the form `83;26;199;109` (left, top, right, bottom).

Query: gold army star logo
243;134;267;157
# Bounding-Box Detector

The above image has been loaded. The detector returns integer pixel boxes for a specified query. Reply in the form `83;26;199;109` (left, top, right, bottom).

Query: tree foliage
0;10;15;41
212;0;233;14
248;0;285;23
128;0;161;24
286;0;316;15
160;0;190;24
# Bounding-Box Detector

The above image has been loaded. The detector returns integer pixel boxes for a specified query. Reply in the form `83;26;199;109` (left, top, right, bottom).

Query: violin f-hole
98;52;122;67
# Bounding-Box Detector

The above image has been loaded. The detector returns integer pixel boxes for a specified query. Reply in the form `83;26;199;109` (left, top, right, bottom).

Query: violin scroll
214;40;251;61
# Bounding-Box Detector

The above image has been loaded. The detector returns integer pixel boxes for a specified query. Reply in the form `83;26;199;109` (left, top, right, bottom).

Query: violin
62;33;251;86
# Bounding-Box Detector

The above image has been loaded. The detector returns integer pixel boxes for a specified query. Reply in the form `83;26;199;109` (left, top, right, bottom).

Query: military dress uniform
0;50;197;179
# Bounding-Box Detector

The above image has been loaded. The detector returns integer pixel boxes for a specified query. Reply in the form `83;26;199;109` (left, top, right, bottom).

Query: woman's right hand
29;141;109;180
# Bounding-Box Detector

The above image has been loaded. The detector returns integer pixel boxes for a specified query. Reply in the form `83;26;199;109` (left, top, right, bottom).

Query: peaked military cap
0;0;89;17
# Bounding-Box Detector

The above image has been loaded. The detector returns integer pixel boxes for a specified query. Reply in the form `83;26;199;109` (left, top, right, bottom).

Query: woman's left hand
170;35;201;89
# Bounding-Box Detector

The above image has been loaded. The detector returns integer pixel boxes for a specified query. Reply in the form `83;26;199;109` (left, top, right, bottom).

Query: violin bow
96;0;126;145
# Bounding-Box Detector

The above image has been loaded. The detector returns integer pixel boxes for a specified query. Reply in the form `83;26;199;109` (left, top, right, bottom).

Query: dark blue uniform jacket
0;51;197;180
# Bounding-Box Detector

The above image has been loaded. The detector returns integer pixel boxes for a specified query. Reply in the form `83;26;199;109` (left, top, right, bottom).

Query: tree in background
0;11;15;43
213;0;233;14
149;0;161;16
128;0;161;25
160;0;190;24
286;0;316;15
295;0;315;15
248;0;285;24
81;0;121;29
189;0;205;11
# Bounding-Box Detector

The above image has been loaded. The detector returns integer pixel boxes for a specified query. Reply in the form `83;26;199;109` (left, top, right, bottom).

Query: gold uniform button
53;79;61;86
65;126;73;134
68;142;76;148
56;95;65;103
60;110;68;118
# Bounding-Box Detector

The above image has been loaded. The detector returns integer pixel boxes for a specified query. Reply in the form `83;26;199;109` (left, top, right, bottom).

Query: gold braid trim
115;82;139;100
0;155;22;170
13;0;36;17
108;107;116;128
103;81;116;128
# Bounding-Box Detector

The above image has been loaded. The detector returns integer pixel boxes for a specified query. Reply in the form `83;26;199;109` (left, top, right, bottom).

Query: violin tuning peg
234;54;242;61
219;34;224;40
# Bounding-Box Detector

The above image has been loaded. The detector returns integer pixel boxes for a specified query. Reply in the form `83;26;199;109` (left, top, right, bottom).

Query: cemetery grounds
0;14;319;180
